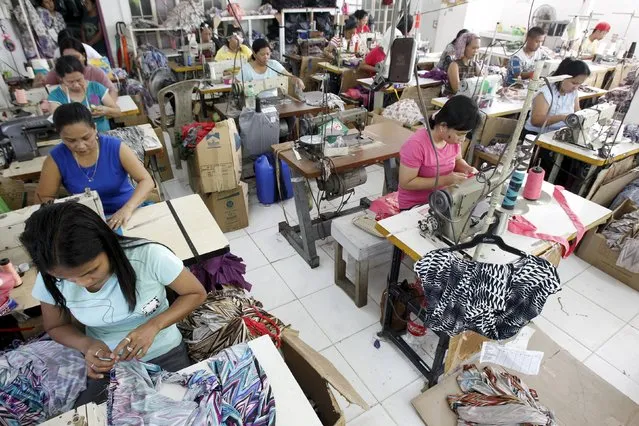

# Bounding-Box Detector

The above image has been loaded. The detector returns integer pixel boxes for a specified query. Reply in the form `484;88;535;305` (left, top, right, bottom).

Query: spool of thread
524;165;546;201
14;89;27;104
0;271;15;289
501;169;525;210
0;259;22;287
26;66;35;79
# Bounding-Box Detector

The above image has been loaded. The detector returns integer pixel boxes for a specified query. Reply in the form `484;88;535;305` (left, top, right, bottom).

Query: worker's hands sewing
84;339;115;379
446;172;470;187
114;321;161;361
107;206;133;230
91;105;108;117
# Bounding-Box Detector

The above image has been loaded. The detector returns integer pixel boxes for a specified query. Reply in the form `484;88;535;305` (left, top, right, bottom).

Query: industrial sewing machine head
457;75;503;108
0;115;57;167
559;103;617;152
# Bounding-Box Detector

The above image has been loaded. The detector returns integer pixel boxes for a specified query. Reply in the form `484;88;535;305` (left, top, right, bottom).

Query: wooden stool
331;213;393;307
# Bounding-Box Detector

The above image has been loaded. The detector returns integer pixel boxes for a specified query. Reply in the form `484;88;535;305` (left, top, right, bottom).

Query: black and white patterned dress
414;250;561;340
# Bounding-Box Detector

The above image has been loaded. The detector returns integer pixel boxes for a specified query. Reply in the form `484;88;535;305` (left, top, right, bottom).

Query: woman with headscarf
443;32;481;96
437;29;468;70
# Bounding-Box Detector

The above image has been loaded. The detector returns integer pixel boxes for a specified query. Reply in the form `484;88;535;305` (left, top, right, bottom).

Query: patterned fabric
107;344;276;426
178;287;285;362
0;340;86;425
414;250;560;339
601;65;639;114
443;59;479;96
36;8;67;59
105;126;159;162
381;99;424;125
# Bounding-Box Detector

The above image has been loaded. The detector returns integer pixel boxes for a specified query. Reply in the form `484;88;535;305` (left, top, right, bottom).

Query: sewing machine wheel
429;189;452;219
565;113;581;129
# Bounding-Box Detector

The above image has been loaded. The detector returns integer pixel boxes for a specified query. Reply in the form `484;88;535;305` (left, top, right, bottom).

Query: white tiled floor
161;137;639;424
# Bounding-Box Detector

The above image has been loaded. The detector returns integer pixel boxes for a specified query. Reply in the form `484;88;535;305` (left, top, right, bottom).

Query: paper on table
480;342;544;375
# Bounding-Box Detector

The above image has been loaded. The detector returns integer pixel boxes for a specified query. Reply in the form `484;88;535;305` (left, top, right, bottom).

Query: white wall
464;0;505;33
97;0;131;65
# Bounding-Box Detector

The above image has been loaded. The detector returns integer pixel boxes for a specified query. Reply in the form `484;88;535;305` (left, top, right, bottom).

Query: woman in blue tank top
36;103;155;229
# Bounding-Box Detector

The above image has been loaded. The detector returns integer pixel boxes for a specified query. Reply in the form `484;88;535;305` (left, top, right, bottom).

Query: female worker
39;37;118;100
437;29;468;70
55;29;102;60
238;38;304;90
47;56;120;132
352;10;370;34
324;19;359;61
523;58;590;137
36;103;154;229
215;33;252;62
444;32;481;96
35;0;66;58
398;95;481;210
21;202;206;406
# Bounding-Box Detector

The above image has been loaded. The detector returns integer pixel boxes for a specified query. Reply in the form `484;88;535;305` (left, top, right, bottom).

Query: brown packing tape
281;329;368;411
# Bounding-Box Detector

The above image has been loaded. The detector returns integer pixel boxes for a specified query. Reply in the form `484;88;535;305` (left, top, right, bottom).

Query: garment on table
215;45;252;62
303;91;345;111
437;43;455;70
414;249;560;339
178;287;284;362
0;339;86;425
448;365;556;425
382;98;424;126
43;65;116;96
190;253;252;293
54;42;102;60
238;60;287;81
363;47;386;76
508;186;585;258
105;126;158;163
48;81;111;131
506;48;548;84
32;243;184;361
398;128;460;210
524;83;578;133
443;59;479;96
107;343;276;426
49;134;135;215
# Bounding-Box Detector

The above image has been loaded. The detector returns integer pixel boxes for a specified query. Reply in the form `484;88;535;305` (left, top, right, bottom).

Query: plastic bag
369;192;400;221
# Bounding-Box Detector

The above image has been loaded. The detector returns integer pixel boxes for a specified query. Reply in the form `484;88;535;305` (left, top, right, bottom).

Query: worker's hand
464;166;479;176
446;172;469;187
91;105;108;117
114;321;161;361
107;206;133;230
294;77;305;91
84;339;115;379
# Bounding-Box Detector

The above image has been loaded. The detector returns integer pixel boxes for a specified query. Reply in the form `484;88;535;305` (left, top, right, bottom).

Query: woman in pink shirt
37;37;118;101
398;96;481;210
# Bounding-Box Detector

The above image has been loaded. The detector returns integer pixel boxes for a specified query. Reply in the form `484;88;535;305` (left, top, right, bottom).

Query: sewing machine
457;75;503;107
233;76;289;109
540;59;562;77
563;102;617;149
0;115;57;165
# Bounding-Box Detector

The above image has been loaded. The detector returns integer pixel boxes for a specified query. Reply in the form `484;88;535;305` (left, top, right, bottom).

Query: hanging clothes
508;186;585;258
107;343;276;426
0;340;87;425
178;287;285;362
414;250;560;340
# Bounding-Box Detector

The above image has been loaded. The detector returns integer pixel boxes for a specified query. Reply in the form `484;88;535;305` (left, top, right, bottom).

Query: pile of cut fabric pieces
601;202;639;273
448;365;556;425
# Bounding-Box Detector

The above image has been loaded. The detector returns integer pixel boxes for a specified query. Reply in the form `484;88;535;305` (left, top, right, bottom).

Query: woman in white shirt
238;39;304;89
523;58;591;136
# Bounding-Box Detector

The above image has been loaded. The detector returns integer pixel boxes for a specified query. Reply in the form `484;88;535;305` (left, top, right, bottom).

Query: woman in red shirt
353;10;370;34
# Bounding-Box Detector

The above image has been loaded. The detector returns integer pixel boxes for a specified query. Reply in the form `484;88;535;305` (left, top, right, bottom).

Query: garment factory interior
0;0;639;424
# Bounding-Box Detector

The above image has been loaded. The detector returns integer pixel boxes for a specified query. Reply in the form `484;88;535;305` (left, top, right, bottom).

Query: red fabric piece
365;46;386;67
507;186;586;258
370;192;400;221
355;25;371;34
181;122;216;145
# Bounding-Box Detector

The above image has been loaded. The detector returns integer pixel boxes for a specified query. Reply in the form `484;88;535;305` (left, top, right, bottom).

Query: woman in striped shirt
324;20;358;61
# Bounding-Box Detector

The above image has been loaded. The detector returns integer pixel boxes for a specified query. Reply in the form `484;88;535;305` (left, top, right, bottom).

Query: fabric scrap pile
303;91;346;111
448;365;556;425
178;286;285;362
382;99;424;126
190;253;253;293
107;343;275;425
414;250;561;340
601;205;639;273
0;340;86;425
105;126;159;163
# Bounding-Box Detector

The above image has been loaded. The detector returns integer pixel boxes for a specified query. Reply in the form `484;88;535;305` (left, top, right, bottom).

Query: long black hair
450;29;469;46
353;10;368;21
553;58;590;89
52;102;95;132
19;203;145;313
397;15;414;36
58;37;88;65
54;55;85;78
429;95;481;131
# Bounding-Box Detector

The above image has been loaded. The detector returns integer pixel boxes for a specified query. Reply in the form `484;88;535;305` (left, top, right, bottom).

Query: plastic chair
158;79;199;169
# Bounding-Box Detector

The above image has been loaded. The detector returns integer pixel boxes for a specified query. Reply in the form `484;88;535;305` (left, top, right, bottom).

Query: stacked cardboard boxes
187;119;249;232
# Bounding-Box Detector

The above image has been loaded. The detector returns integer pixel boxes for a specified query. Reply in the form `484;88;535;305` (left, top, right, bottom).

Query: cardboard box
281;329;367;426
577;199;639;290
478;116;518;147
199;181;249;232
189;119;242;193
151;127;175;182
588;167;639;207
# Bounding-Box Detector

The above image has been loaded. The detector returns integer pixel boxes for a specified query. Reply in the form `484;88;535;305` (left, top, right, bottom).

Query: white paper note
480;342;544;375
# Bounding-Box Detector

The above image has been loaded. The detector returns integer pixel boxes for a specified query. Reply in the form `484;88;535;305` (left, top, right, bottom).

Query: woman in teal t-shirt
22;202;207;406
47;55;120;132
